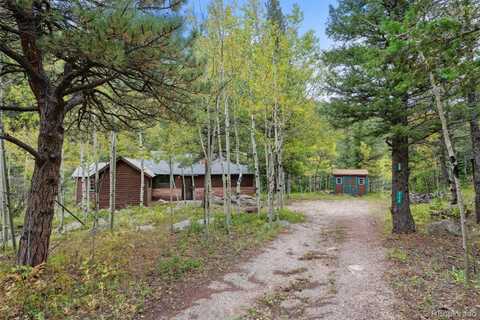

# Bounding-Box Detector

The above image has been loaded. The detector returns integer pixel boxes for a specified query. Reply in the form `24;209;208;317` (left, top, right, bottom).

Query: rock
173;217;215;232
136;224;155;231
244;206;258;213
410;192;434;204
347;265;364;273
426;219;461;236
278;220;290;228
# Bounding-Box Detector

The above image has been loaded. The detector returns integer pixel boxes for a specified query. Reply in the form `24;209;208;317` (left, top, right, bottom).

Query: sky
187;0;340;50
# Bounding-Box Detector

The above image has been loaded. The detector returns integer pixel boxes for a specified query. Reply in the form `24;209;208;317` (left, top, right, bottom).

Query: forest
0;0;479;319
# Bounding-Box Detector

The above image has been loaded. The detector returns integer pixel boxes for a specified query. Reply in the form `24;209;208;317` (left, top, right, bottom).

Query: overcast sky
186;0;339;50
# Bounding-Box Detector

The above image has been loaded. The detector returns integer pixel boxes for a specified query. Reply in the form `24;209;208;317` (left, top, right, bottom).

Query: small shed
332;169;369;196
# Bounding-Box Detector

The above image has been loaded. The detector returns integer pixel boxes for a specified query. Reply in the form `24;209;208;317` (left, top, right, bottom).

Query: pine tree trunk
429;70;470;281
16;96;65;266
468;91;480;223
109;131;116;231
250;115;261;215
390;133;416;234
139;132;145;207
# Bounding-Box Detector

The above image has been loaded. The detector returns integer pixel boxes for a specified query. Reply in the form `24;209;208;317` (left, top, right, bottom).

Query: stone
426;219;461;236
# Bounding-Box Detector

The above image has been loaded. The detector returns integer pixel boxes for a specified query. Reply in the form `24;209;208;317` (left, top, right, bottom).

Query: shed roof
332;169;368;176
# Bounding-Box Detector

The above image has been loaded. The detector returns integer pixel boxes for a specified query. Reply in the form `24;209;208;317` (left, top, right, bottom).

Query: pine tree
0;0;200;266
324;0;438;233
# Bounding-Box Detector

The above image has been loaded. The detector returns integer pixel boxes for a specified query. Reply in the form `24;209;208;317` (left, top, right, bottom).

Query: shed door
342;176;358;195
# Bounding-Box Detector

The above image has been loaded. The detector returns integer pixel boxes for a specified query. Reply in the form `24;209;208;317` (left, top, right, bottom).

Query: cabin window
358;177;365;185
153;175;170;188
89;179;95;192
336;177;342;184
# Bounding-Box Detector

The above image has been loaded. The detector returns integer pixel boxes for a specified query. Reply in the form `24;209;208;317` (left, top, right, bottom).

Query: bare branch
0;133;41;160
0;105;38;112
64;94;84;112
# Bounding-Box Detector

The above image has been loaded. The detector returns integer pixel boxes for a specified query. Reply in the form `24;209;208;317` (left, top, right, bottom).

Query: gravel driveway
169;200;396;320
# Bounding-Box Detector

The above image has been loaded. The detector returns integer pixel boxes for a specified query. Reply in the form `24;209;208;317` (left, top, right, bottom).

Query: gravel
168;200;396;320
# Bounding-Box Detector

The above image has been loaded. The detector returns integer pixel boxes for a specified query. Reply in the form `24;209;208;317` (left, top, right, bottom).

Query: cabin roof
72;156;253;178
332;169;369;176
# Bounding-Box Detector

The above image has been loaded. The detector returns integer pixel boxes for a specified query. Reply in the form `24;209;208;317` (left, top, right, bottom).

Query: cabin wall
333;175;368;196
75;161;152;209
150;174;256;202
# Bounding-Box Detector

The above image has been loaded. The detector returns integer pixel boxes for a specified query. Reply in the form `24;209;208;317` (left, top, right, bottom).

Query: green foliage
277;209;305;223
157;256;203;281
387;248;408;263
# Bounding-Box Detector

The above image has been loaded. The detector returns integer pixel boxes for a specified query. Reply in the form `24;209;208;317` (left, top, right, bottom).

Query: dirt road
170;200;396;320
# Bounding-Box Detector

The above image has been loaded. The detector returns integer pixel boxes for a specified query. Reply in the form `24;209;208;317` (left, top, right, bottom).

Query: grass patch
387;248;408;263
157;256;202;281
0;203;304;319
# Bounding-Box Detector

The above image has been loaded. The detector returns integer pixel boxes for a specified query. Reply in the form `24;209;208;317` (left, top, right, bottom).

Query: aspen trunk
109;131;116;231
224;96;232;220
58;148;65;233
429;70;470;282
93;131;100;217
233;103;242;214
215;99;228;221
86;159;90;218
251;115;261;214
169;156;174;232
139;132;145;207
181;168;186;204
80;142;87;219
191;165;196;201
267;139;275;224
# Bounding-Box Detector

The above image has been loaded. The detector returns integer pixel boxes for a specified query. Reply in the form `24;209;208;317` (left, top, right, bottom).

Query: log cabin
72;157;255;209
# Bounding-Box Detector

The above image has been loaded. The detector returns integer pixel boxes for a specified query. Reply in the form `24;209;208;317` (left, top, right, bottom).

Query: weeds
0;205;305;319
387;248;408;263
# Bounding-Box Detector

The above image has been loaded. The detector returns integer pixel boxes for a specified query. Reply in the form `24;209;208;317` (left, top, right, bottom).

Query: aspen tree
250;115;261;214
109;131;117;231
139;132;145;207
428;67;471;282
80;142;87;220
233;103;242;214
58;148;65;233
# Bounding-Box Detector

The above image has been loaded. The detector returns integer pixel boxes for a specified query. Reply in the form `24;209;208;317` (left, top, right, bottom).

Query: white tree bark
233;103;242;214
169;156;174;232
139;132;145;207
80;141;87;220
109;131;116;231
58;148;65;233
0;110;14;250
93;131;100;223
429;69;471;282
224;96;232;220
250;115;261;215
215;99;228;218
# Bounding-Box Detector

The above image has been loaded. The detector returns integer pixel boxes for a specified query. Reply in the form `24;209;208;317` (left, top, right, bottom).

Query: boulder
426;219;461;237
410;192;434;204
